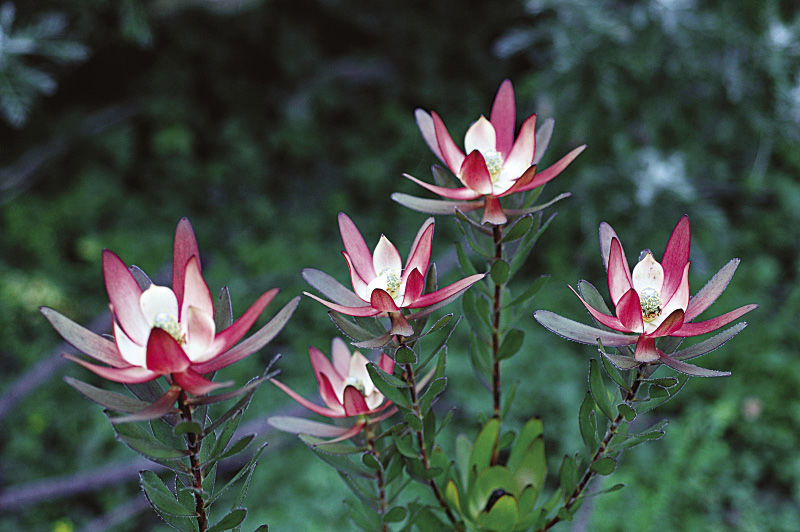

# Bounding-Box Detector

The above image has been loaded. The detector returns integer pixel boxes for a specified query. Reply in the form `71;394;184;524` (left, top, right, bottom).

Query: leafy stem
400;353;462;531
491;223;504;422
365;420;388;532
542;367;646;531
178;391;208;532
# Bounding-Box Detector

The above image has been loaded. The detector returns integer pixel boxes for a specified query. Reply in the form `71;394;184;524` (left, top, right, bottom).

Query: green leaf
462;289;492;341
645;377;679;388
510;437;546;500
589;359;614;421
590;457;616;475
300;434;365;455
403;411;423;432
361;451;381;471
328;311;380;342
64;377;149;413
419;377;447;414
344;498;381;530
648;384;670;399
599;344;631;391
509;212;556;277
469;418;500;474
479;494;519;530
366;363;411;409
217;434;254;460
214;287;234;331
497;329;525;360
393;433;418;458
114;423;188;461
139;470;195;517
507;418;543;472
505;275;549;309
174;421;202;436
396;346;417;364
490;259;510;285
671;322;747;361
455;240;478;276
501;214;534;243
455;215;493;258
207;508;246;532
500;380;518;420
432;163;460;187
617;403;636;422
559;454;579;502
383;506;407;523
578;392;598;451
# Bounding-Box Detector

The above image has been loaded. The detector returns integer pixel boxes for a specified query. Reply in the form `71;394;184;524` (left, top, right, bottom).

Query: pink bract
402;79;586;224
304;213;484;336
43;218;287;396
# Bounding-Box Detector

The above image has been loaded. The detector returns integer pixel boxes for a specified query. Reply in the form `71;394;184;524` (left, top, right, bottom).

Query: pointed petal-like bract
672;304;757;337
373;235;402;274
330;337;351;379
616;289;644;333
501;114;536;181
685;258;739;321
338;213;376;281
317;372;345;413
634;335;659;362
607;237;633;306
661;215;690;303
173;369;229;395
401;269;426;307
482;196;507;225
208;289;278;355
490;79;515;157
464;116;497;155
407;274;485;309
184;306;216;362
533;118;554;165
181;256;213;322
310;346;343;409
431;111;466;174
268;415;355;438
62;354;158;383
650;309;685;337
103;250;149;344
343;385;370;416
459;151;493;195
370;289;399;312
303;292;381;317
415;108;444;162
599;222;626;272
145;328;191;373
269;378;345;418
570;286;626;332
516;145;586;193
403;218;434;285
401;174;483;200
378;353;395;374
658;353;730;377
172;217;200;309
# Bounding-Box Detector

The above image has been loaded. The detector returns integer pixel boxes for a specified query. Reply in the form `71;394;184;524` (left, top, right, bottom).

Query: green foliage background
1;0;798;530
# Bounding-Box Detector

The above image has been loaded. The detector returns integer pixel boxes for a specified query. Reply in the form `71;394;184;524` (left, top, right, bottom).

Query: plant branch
402;360;462;531
542;367;646;531
491;224;504;422
365;421;388;532
178;391;208;532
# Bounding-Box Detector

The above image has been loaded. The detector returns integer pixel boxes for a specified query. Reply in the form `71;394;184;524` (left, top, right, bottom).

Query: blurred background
1;0;798;530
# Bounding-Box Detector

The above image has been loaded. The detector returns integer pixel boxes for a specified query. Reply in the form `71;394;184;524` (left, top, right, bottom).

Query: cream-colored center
153;311;184;343
483;149;504;182
639;287;662;323
344;375;366;395
376;267;401;299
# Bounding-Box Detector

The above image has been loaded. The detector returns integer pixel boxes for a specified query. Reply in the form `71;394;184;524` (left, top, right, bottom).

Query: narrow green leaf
505;275;549;309
344;498;381;530
361;451;381;471
599;343;631;391
366;364;411;409
578;392;598;451
383;506;407;523
300;434;365;455
139;470;195;517
328;311;380;342
207;508;246;532
507;417;543;472
396;346;417;364
500;380;518;420
393;433;418;458
497;328;525;360
509;212;557;277
589;359;614;421
431;163;459;187
501;214;534;243
455;240;478;276
214;287;234;332
114;423;188;461
419;377;447;414
559;454;578;503
490;259;510;285
64;377;149;413
618;403;636;422
469;418;500;474
174;421;202;436
590;457;616;475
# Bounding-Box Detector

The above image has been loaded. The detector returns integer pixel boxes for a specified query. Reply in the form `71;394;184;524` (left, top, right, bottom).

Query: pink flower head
399;79;586;224
269;338;397;443
569;215;757;364
43;218;285;396
304;213;484;336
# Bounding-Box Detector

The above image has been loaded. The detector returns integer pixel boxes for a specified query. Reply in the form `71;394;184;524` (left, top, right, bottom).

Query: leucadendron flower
269;338;397;443
303;213;484;336
394;79;586;225
535;215;757;376
42;218;294;398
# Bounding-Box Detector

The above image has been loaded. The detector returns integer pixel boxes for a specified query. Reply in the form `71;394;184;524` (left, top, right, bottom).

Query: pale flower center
639;287;662;323
153;311;185;344
344;375;366;395
483;149;504;182
375;267;402;299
